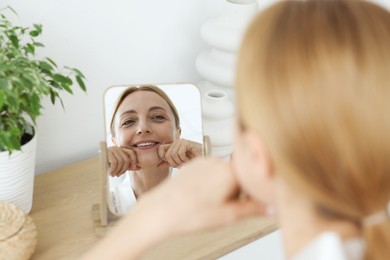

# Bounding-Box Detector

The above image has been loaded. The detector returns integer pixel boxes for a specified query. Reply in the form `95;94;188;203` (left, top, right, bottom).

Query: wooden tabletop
30;156;277;259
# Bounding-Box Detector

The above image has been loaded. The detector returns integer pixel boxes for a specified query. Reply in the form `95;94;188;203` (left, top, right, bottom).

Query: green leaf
20;27;28;34
8;129;22;151
0;78;8;88
59;98;64;109
5;6;18;16
76;76;86;92
0;65;7;75
65;66;85;78
53;74;72;85
39;61;54;72
48;80;62;89
7;94;18;110
33;42;44;47
29;30;39;37
25;43;35;54
0;90;4;109
49;89;57;104
33;24;42;34
46;57;58;68
30;93;40;117
9;34;19;48
61;83;73;94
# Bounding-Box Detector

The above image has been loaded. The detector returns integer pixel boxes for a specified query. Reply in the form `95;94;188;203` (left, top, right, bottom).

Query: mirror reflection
104;84;204;215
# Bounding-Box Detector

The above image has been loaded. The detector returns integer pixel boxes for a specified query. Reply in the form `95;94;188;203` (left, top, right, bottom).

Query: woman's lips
132;141;160;150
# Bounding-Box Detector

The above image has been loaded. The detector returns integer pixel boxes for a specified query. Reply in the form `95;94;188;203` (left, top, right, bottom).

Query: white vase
202;90;235;158
195;48;236;88
197;81;236;102
196;0;259;96
0;133;37;213
197;0;258;157
200;0;259;53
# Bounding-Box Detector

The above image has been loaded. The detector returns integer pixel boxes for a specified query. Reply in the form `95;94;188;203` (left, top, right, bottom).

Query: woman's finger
108;147;139;176
116;149;131;176
176;141;191;163
121;147;140;171
158;140;202;168
158;144;169;161
108;148;120;176
166;141;184;166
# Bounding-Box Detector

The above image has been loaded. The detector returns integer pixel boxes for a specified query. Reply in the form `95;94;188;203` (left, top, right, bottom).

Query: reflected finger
108;150;121;177
158;144;169;161
165;143;181;167
117;150;131;176
122;147;139;171
177;142;190;163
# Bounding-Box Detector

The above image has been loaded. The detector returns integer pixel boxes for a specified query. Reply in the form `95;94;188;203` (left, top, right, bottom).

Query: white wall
2;0;389;174
1;0;227;174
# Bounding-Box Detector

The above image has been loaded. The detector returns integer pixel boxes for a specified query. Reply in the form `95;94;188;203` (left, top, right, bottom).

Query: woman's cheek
118;130;134;147
159;124;176;143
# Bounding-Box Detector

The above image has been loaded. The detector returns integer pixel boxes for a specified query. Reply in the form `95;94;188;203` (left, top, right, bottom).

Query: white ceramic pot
195;48;236;88
200;0;259;53
202;90;235;157
0;133;37;213
197;0;259;157
196;0;259;96
197;81;235;101
210;144;233;160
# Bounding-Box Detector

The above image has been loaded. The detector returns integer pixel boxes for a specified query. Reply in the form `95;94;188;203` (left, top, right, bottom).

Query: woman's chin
136;153;164;169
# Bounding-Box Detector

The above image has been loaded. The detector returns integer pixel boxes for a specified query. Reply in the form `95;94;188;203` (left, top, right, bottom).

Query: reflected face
112;91;180;169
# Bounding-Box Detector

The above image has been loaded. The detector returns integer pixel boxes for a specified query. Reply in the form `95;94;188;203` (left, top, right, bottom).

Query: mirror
101;83;205;217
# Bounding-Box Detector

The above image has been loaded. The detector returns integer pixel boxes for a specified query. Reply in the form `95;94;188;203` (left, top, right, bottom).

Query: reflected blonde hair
236;0;390;259
110;85;180;138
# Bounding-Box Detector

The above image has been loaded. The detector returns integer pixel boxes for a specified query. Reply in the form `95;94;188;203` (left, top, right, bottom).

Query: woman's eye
121;119;135;126
151;115;166;121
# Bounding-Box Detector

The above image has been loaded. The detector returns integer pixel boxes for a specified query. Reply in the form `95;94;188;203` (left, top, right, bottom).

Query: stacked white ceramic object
0;135;37;213
202;89;235;158
196;0;259;157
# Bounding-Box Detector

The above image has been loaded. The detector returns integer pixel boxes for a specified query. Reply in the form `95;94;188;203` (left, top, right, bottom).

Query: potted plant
0;7;86;213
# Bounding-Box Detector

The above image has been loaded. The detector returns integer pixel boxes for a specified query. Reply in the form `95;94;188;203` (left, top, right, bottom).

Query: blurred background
1;0;388;174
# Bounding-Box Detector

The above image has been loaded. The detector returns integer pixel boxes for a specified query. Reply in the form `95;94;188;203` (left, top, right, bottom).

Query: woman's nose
136;120;152;134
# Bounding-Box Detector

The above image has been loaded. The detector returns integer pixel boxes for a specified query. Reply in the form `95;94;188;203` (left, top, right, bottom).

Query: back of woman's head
236;0;390;259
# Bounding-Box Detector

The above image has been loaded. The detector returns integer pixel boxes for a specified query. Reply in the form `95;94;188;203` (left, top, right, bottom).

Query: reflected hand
107;146;140;177
158;139;202;168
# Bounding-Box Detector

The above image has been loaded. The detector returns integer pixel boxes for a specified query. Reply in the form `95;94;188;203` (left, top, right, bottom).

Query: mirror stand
91;141;120;236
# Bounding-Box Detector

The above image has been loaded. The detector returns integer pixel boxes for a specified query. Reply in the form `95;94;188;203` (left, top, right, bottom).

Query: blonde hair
236;0;390;259
110;85;180;138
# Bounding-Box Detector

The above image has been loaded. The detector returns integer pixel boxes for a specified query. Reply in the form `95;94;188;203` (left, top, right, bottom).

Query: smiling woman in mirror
108;85;202;200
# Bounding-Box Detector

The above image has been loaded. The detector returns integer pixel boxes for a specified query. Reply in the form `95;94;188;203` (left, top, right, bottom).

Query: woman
83;1;390;259
108;85;202;199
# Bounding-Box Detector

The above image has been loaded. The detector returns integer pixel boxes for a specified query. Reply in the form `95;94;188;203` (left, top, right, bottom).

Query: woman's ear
244;129;275;183
175;128;182;140
111;136;117;146
234;127;276;205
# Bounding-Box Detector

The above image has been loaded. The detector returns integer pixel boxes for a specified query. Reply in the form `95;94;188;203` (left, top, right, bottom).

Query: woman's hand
82;158;264;260
158;139;202;168
107;146;140;177
137;158;264;235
